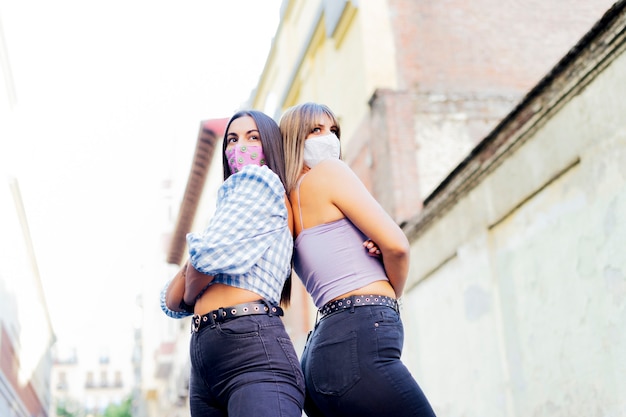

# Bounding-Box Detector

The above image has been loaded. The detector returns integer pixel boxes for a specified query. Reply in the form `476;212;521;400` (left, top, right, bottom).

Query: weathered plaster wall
401;23;626;417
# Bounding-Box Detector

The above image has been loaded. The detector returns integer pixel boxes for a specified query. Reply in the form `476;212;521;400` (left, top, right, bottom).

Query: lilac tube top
294;217;389;308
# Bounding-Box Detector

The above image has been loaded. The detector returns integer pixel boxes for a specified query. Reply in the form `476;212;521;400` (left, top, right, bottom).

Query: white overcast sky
0;0;282;354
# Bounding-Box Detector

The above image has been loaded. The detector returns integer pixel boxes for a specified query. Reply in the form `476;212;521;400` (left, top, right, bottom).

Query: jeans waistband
191;300;283;333
319;294;399;319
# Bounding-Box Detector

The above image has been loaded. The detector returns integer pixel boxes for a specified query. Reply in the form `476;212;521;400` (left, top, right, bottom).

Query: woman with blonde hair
280;102;436;417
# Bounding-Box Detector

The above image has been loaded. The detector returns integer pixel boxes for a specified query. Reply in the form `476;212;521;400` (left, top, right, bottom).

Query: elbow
165;297;177;312
381;245;410;269
387;236;410;259
390;246;409;263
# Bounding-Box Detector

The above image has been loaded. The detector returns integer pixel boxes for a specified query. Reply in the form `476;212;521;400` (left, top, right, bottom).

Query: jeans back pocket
308;330;360;396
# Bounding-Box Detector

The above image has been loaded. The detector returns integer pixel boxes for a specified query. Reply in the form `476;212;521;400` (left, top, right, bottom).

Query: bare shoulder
307;159;356;183
303;159;372;208
297;160;357;226
300;160;359;199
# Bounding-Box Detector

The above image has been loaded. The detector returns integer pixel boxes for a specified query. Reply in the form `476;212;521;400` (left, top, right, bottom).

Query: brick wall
387;0;616;93
347;0;616;224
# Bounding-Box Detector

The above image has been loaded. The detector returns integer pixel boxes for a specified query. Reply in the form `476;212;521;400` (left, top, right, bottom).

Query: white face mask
303;133;341;168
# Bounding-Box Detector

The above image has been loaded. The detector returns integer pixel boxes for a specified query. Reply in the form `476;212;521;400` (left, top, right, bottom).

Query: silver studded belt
191;300;283;333
319;294;399;319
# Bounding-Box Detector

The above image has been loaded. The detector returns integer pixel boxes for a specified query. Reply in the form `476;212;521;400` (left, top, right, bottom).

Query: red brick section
166;118;228;265
345;89;422;225
1;325;47;417
372;89;421;224
343;116;373;193
343;89;422;224
386;0;615;93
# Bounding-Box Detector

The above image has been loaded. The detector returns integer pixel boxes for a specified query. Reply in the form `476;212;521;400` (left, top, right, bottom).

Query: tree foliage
103;396;133;417
56;399;85;417
55;395;133;417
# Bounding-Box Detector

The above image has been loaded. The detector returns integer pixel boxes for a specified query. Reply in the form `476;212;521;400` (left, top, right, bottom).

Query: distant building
0;177;55;417
49;342;133;417
1;17;55;417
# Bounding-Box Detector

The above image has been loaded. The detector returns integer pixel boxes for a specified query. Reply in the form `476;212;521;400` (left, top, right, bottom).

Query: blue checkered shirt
160;165;292;319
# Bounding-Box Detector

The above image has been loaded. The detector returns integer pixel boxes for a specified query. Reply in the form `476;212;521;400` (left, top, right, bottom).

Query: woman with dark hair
161;110;304;417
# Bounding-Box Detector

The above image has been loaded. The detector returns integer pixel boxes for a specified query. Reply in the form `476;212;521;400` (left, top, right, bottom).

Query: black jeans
301;305;436;417
189;314;305;416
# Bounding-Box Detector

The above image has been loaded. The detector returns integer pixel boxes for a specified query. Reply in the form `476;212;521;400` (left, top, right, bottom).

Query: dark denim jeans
189;313;305;417
301;305;436;417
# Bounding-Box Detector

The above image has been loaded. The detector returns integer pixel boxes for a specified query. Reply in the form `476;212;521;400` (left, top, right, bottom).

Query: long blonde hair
279;102;341;194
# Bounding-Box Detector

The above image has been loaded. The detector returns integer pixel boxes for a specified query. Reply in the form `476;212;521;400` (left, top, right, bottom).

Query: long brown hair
221;110;293;307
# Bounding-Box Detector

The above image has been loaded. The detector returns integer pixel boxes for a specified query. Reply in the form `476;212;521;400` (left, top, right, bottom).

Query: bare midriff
194;283;264;315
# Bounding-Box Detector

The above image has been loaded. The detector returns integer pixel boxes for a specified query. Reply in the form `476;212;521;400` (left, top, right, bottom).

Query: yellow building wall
253;0;397;148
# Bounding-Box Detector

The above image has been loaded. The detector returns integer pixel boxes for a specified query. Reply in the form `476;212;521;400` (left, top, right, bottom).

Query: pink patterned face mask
225;144;266;174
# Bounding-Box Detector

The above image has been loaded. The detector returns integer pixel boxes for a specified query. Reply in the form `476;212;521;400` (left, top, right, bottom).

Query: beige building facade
248;0;626;416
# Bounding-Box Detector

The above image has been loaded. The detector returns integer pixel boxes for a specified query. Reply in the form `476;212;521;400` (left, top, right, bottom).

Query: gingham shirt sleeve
186;165;288;276
159;279;192;319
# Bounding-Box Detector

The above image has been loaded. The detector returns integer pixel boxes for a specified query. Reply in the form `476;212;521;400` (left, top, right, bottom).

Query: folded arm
183;262;215;305
326;160;410;297
164;261;191;312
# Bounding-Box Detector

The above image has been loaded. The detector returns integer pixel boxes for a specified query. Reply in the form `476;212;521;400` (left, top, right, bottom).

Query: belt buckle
191;315;201;333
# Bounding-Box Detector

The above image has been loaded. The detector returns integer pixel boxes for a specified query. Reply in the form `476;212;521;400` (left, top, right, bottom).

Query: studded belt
191;300;284;333
319;294;399;319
